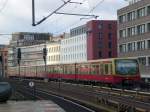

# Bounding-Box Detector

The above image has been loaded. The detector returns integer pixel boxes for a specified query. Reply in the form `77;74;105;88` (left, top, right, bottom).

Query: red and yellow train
8;58;141;85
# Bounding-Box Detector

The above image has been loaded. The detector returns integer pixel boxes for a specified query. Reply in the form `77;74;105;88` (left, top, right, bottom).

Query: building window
137;7;146;18
137;24;145;34
99;33;103;39
119;44;126;53
119;14;126;23
108;42;112;49
147;23;150;32
98;24;103;29
137;41;145;50
138;57;146;65
148;40;150;49
128;28;132;37
132;42;136;51
127;11;136;21
119;29;126;38
108;51;112;58
98;42;103;48
148;57;150;66
127;27;136;37
99;51;102;58
108;33;112;40
127;43;132;52
108;24;112;29
147;6;150;15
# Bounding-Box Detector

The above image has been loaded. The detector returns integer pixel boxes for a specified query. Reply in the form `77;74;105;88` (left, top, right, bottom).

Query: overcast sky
0;0;128;44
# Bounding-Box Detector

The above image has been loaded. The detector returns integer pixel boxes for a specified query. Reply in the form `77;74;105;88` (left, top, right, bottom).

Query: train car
8;58;141;86
47;58;140;85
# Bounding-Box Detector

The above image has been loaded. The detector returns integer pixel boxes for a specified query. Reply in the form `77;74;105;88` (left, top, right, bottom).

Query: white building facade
61;25;87;64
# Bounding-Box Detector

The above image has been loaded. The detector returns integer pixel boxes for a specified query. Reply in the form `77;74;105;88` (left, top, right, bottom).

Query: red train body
8;58;141;85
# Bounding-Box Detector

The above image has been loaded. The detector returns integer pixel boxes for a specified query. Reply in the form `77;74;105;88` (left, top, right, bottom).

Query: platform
0;100;66;112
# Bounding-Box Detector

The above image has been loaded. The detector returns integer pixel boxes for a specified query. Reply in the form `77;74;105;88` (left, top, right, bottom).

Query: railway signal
17;48;21;64
43;47;48;82
0;55;2;62
43;47;47;61
0;55;3;77
17;48;21;79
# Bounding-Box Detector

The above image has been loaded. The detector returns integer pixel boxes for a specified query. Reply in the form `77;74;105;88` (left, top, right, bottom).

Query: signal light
17;48;21;64
0;56;2;62
43;48;47;56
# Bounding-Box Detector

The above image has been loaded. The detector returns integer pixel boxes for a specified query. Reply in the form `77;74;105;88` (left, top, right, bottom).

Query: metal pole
75;63;77;81
45;58;46;78
36;66;37;78
32;0;35;26
59;66;61;89
19;62;20;80
1;58;3;78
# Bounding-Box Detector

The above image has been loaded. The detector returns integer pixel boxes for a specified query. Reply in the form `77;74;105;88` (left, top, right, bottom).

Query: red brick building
0;46;8;77
86;20;117;60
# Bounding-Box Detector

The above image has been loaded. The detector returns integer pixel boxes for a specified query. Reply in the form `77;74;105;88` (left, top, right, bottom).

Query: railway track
9;80;105;112
31;79;150;103
8;79;150;112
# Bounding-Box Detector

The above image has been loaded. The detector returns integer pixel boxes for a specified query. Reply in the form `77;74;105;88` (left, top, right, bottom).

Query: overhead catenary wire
89;0;105;13
50;0;88;34
32;0;98;26
0;0;8;13
54;19;83;34
54;0;105;34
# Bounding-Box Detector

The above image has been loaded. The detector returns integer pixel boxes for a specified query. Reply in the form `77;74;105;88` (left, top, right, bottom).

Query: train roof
87;57;137;63
60;57;138;65
9;57;138;68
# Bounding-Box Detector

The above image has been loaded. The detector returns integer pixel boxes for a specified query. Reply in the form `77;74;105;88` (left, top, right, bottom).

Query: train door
104;63;112;75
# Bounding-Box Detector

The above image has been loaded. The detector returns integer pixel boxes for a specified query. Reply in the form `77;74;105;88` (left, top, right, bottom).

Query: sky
0;0;128;44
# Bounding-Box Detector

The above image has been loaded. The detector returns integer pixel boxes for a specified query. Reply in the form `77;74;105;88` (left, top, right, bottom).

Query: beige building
47;42;61;65
117;0;150;82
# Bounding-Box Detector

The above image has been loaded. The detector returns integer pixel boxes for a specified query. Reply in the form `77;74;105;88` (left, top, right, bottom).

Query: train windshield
115;59;138;75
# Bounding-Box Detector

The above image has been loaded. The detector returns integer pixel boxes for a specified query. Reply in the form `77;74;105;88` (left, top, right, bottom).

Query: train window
48;66;51;73
80;65;88;75
67;66;71;74
66;66;69;74
49;66;51;73
104;64;109;75
90;64;99;75
91;65;95;74
52;66;55;73
54;65;59;73
100;64;104;75
86;65;89;74
71;66;74;74
75;65;79;74
95;65;100;74
59;66;63;74
64;66;68;74
110;64;112;74
72;65;76;74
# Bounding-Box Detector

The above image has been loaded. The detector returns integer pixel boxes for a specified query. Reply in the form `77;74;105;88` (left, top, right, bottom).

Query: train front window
115;59;138;75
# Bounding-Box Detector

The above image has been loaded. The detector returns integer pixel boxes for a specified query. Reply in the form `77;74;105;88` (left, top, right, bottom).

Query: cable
54;19;82;34
53;0;102;34
89;0;105;13
52;0;87;34
0;0;8;13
